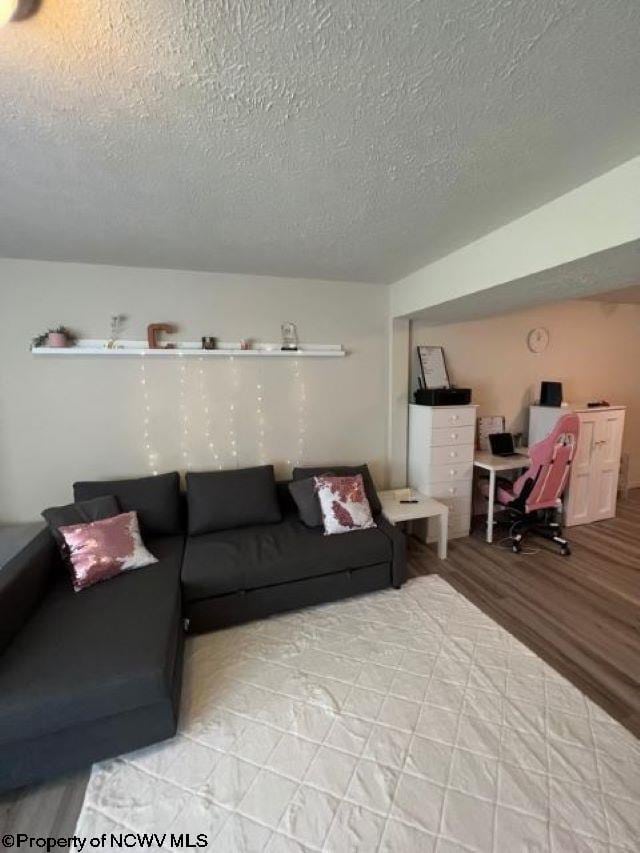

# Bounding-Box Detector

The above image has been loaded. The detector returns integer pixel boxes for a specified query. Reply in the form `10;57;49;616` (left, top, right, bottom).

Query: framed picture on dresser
417;345;450;389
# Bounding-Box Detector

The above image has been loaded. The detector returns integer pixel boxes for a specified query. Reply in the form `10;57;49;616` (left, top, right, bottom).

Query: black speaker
540;381;563;407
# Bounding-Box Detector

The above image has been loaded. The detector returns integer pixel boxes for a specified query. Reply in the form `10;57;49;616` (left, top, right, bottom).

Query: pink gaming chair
480;413;580;555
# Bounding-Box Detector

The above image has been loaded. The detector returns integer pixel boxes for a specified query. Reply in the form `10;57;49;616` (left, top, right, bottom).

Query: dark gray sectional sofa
0;465;406;793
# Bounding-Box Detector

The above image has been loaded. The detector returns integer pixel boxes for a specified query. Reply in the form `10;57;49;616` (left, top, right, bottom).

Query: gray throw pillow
288;477;325;528
42;495;120;547
292;464;382;516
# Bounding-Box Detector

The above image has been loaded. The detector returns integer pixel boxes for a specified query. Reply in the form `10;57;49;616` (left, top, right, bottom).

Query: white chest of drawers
408;404;478;540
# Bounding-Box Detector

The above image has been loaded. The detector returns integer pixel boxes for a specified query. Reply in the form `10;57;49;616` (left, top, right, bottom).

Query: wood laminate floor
1;492;638;837
410;489;640;737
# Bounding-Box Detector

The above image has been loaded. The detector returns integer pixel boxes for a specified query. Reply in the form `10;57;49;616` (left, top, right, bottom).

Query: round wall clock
527;327;549;354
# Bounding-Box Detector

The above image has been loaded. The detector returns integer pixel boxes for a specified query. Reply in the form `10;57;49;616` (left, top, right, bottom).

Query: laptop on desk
488;432;517;457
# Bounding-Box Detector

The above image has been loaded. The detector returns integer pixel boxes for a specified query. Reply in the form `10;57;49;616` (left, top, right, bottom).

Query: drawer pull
450;432;458;439
449;451;457;458
448;487;457;494
449;469;458;476
449;415;460;423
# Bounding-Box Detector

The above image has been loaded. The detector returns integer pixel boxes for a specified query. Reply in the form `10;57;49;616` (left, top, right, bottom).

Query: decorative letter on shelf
147;323;177;349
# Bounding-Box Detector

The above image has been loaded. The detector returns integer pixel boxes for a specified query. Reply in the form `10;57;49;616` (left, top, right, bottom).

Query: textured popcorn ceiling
1;0;639;283
586;282;640;303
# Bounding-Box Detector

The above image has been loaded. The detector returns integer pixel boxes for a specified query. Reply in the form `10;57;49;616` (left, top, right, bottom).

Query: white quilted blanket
76;576;640;851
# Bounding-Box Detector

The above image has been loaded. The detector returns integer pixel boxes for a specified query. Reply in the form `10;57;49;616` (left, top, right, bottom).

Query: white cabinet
408;404;478;540
528;405;626;527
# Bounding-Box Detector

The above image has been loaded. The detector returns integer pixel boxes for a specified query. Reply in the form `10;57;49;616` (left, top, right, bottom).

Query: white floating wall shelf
31;340;346;358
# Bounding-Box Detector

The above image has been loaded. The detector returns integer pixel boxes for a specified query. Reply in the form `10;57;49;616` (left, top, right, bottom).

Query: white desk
473;449;529;543
378;490;449;559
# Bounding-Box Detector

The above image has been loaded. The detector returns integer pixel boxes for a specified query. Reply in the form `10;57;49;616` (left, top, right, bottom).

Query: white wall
387;315;410;488
0;260;388;521
411;299;640;484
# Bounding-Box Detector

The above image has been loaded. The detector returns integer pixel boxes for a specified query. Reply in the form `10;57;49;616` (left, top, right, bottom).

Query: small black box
540;381;563;407
414;388;472;406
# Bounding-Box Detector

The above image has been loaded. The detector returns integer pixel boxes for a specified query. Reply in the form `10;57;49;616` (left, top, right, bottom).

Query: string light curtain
198;356;222;470
227;355;239;467
137;355;311;475
139;355;160;476
178;354;192;469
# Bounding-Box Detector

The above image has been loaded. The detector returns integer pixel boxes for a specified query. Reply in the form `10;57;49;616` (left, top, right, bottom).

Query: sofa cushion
42;496;120;548
181;515;392;602
186;465;281;536
74;472;181;537
0;535;184;746
292;465;382;516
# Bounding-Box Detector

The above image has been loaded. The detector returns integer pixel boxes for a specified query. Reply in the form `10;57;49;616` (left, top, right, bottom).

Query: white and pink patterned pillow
314;474;376;535
59;511;157;592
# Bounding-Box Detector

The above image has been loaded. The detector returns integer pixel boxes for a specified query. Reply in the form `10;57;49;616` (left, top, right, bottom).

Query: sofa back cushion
187;465;282;535
292;464;382;516
42;495;120;548
74;472;182;537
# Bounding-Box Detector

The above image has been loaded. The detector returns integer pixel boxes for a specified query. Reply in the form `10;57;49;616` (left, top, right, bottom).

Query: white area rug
76;576;640;852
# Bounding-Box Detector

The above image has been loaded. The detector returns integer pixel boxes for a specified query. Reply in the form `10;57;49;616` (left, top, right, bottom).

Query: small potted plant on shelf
31;326;78;349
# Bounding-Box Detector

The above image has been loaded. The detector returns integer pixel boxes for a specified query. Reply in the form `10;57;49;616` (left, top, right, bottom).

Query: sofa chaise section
0;533;184;793
0;471;186;794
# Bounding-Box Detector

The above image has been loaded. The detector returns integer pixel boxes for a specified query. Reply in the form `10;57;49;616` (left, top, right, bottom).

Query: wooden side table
378;490;449;559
